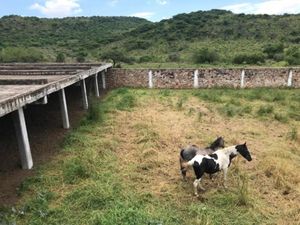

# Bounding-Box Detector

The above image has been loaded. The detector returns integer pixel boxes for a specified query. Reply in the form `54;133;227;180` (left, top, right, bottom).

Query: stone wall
293;68;300;88
106;68;300;89
244;68;289;87
106;69;148;88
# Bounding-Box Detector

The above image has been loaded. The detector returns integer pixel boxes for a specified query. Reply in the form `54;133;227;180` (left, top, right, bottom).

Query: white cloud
130;12;155;19
222;0;300;14
30;0;81;18
108;0;119;7
156;0;168;5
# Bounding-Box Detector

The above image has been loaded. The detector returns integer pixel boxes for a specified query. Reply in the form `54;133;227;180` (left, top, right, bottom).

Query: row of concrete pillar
12;71;106;170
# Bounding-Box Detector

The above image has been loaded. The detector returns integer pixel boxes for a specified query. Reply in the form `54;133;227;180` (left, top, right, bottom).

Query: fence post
149;70;153;88
194;70;199;88
287;69;293;87
240;69;245;88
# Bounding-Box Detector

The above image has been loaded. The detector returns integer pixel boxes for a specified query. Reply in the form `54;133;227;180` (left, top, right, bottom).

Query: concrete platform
0;63;112;169
0;63;112;117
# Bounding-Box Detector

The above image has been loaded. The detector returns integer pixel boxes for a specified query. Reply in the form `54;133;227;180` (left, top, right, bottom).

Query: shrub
86;99;104;122
256;105;274;116
284;46;300;65
139;55;153;63
263;42;284;59
168;52;181;62
0;47;44;62
233;52;266;64
56;52;65;62
76;52;87;62
192;48;219;64
124;40;151;51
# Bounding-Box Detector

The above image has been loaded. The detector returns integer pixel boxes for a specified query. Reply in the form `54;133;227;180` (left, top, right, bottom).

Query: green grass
190;88;300;123
1;88;299;225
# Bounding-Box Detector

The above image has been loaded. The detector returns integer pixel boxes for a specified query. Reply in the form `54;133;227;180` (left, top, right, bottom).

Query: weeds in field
134;123;160;148
63;158;90;184
176;96;188;110
116;93;136;111
159;89;171;97
86;98;104;122
236;173;251;206
274;113;288;123
287;127;298;141
197;111;204;122
256;104;274;116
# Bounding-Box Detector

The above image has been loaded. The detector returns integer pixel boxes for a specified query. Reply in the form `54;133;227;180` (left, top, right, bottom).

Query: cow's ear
244;142;247;146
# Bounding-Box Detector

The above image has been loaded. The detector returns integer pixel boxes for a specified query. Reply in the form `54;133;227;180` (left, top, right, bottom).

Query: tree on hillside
263;42;284;59
284;46;300;65
100;50;133;67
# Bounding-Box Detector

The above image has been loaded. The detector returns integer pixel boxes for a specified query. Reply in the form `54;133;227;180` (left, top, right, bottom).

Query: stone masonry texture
107;68;300;89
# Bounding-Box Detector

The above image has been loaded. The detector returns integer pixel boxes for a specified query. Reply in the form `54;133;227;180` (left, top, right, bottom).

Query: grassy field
1;88;299;225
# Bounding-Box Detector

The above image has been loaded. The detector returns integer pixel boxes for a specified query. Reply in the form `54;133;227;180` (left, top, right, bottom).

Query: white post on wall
13;107;33;169
287;69;293;87
94;73;100;97
59;88;70;129
148;70;153;88
101;71;106;89
80;79;89;110
240;69;245;88
194;70;199;88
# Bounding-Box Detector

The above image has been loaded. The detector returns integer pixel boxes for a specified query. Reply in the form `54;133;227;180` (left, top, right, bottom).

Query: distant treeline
0;10;299;66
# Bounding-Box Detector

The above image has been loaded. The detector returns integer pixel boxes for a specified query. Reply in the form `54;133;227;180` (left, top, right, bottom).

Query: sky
0;0;299;22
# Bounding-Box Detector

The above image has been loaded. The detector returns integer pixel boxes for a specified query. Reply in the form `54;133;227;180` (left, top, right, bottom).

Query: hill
0;10;299;66
109;10;300;67
0;15;150;62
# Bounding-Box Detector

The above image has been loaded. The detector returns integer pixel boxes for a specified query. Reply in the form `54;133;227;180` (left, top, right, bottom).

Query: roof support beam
59;88;70;129
13;107;33;169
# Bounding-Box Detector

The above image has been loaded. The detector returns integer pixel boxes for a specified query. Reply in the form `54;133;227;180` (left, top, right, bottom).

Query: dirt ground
0;81;98;206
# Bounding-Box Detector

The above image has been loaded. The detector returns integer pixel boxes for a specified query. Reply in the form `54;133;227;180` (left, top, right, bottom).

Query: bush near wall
0;47;44;63
233;52;266;64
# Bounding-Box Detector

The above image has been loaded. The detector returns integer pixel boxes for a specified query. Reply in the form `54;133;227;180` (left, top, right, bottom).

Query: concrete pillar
148;70;153;88
240;69;245;88
287;69;293;87
59;89;70;129
80;79;88;109
94;73;100;97
194;70;199;88
101;71;106;89
13;108;33;169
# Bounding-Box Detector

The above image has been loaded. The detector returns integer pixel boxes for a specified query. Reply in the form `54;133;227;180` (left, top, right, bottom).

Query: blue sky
0;0;300;21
